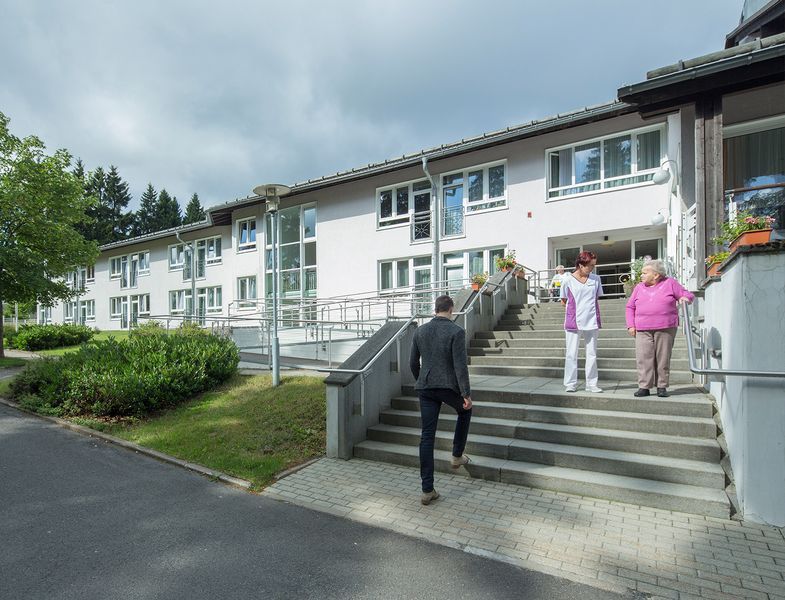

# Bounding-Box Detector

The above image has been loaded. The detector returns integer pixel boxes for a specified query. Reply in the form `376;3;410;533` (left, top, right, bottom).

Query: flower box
706;262;722;277
728;228;772;252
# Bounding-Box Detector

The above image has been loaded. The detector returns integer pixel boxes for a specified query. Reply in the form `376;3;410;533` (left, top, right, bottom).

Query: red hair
575;251;597;268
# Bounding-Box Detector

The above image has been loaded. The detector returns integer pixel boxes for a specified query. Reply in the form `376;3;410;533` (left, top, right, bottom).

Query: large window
110;297;124;318
379;256;432;291
200;286;222;313
724;117;785;227
131;294;150;315
442;247;506;289
111;250;149;286
265;204;317;299
237;276;257;309
377;179;431;229
441;161;507;237
547;127;663;198
237;217;257;251
169;244;185;270
169;290;190;315
84;300;95;321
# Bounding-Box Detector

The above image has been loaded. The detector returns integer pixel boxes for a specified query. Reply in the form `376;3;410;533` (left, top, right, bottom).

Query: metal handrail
681;304;785;378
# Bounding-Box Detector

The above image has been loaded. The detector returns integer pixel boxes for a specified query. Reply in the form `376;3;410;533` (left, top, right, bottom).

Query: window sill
169;266;184;272
376;220;409;232
236;246;257;253
546;180;655;203
465;202;508;216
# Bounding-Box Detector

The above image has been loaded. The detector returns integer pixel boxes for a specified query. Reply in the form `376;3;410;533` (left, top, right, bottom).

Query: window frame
545;125;665;201
378;255;433;292
237;275;258;310
440;160;508;217
237;217;257;252
375;177;431;230
264;203;317;300
198;285;223;313
168;243;186;271
109;257;122;279
110;296;123;319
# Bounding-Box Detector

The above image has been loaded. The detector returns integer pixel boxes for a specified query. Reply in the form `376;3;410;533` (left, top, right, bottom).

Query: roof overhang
618;35;785;116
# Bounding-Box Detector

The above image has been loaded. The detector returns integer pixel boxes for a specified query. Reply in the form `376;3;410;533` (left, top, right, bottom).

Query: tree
77;166;112;244
155;188;182;230
0;111;99;357
131;183;158;236
104;165;134;241
183;192;206;224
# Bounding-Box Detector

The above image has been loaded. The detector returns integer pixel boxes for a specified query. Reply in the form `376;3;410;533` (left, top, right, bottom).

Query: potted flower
470;272;488;291
620;257;645;297
495;250;517;272
705;251;730;277
715;211;776;252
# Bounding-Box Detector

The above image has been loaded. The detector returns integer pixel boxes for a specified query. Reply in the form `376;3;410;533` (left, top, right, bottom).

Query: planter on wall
729;228;772;252
707;262;722;277
471;282;481;291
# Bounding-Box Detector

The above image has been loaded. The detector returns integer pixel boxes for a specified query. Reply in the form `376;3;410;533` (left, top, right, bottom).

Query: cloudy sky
1;0;742;210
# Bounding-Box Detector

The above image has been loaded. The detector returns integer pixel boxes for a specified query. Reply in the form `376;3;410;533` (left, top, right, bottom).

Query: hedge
11;324;95;351
10;328;239;417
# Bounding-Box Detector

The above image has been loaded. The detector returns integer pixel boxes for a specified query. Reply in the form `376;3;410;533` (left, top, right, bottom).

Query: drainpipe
422;156;439;302
175;230;196;323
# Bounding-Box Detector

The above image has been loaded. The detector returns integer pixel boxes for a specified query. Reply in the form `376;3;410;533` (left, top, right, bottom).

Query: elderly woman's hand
677;297;692;305
627;327;636;337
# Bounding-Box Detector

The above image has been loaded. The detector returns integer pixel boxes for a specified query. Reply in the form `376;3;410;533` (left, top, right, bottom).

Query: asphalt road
0;403;628;600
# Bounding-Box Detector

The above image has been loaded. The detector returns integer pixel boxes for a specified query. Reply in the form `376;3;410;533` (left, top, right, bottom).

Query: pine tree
155;188;182;230
183;192;206;224
80;166;113;244
131;183;158;236
104;165;133;241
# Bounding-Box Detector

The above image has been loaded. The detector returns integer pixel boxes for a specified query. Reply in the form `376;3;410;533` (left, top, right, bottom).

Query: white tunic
560;272;604;331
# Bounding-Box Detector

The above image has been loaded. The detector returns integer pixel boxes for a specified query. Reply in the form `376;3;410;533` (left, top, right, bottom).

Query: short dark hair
575;251;597;268
434;295;454;314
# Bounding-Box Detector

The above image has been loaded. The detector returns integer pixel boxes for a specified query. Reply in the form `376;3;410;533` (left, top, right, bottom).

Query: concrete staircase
354;299;731;518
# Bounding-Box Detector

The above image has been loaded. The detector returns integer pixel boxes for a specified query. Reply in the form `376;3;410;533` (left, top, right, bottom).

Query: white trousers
564;329;599;388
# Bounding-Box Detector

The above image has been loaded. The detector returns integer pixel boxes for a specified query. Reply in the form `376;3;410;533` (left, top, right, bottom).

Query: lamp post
253;183;291;387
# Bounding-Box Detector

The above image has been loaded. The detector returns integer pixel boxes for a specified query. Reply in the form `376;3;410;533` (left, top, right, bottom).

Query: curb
0;397;253;491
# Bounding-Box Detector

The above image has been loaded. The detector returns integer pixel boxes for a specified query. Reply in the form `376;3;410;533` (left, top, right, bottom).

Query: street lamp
252;183;291;387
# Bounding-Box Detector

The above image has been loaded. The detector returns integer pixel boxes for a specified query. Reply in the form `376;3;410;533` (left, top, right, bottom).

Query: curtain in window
637;131;661;171
604;135;631;178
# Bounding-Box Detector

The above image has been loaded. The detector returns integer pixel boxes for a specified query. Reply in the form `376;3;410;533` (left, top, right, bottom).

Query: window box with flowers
714;211;776;252
705;251;730;277
494;250;517;271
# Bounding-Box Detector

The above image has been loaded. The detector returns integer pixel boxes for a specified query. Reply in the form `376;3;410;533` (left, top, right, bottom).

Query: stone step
399;387;712;418
496;324;635;334
387;399;714;437
353;441;730;518
365;424;725;488
501;314;628;323
468;346;688;360
379;410;721;462
490;327;635;337
468;364;694;383
467;355;691;371
470;337;687;349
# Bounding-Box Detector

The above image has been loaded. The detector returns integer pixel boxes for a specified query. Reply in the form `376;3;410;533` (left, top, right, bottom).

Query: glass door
120;297;129;329
130;296;139;327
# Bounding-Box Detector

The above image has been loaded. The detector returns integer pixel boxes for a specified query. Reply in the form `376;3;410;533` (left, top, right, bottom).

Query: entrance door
633;238;663;261
583;241;633;298
120;297;129;329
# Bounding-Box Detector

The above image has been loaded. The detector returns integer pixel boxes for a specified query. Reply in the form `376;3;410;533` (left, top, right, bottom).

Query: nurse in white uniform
560;251;604;393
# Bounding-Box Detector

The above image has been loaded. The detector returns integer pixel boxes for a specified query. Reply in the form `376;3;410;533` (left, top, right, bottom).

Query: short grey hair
644;259;667;278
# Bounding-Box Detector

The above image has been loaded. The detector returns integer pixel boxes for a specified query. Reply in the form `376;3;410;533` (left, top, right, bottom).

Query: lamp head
652;168;671;185
651;210;667;226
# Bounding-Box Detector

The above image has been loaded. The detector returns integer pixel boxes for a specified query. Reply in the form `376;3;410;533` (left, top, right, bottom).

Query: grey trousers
634;327;678;389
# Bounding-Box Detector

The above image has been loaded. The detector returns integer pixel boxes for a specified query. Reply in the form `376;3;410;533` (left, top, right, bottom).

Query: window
200;286;222;313
169;290;190;314
203;236;222;264
38;306;52;324
237;276;257;309
237;218;257;251
379;256;432;291
265;204;317;300
84;300;95;321
110;297;123;318
443;161;507;217
64;302;75;322
441;246;506;289
137;251;150;274
376;179;431;229
84;265;95;283
169;244;185;270
110;257;122;279
132;294;150;315
547;127;663;198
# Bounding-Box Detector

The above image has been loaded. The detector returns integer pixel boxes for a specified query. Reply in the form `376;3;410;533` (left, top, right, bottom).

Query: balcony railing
442;205;464;237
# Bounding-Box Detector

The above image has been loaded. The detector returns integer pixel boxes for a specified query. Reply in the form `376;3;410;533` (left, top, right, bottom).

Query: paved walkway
264;458;785;600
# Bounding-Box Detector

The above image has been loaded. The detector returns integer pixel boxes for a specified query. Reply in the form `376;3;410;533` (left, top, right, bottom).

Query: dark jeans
418;388;472;493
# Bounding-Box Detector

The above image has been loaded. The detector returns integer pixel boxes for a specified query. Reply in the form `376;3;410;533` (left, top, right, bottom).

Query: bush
3;328;19;349
10;332;239;417
12;324;95;351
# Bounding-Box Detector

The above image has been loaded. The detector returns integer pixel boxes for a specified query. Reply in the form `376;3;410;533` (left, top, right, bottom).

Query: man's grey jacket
409;316;471;398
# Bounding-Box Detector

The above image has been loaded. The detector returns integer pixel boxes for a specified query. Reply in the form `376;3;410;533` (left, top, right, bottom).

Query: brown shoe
421;490;440;505
451;454;470;469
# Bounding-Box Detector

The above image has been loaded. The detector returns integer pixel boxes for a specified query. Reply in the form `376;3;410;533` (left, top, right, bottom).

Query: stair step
468;364;694;384
468;347;688;360
386;400;715;437
487;328;636;338
354;441;730;518
366;424;725;488
398;388;712;418
379;411;720;461
471;337;686;349
468;355;690;371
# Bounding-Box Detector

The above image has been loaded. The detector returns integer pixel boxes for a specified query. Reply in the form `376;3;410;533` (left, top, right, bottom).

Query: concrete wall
702;248;785;526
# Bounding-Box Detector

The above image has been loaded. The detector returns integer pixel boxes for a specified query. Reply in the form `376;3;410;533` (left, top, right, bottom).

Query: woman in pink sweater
625;259;694;398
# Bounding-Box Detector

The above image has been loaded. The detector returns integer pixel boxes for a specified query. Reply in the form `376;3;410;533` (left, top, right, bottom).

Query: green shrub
12;324;95;351
10;332;239;417
3;328;19;349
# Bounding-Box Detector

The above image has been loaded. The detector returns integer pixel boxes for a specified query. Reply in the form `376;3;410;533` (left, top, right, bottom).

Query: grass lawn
36;330;131;357
81;373;326;489
0;378;12;397
0;357;27;368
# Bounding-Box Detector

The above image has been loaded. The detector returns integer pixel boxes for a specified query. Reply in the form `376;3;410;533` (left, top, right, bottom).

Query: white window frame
237;217;257;252
85;299;95;321
110;257;122;279
38;306;52;324
132;294;150;315
110;296;123;319
169;243;185;270
237;276;257;309
379;255;433;292
169;289;191;315
201;235;222;264
264;203;317;300
137;250;151;275
376;178;431;230
546;125;665;201
441;160;508;217
63;301;75;322
198;286;222;313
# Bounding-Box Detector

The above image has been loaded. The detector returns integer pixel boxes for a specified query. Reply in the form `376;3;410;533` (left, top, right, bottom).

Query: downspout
422;156;440;301
175;230;196;323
